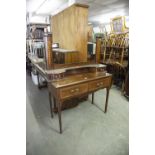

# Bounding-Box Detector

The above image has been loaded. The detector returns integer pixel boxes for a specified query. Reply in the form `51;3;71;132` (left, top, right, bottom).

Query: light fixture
36;0;64;15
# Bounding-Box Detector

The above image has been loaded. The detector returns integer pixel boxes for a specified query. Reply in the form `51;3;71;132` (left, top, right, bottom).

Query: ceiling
26;0;129;24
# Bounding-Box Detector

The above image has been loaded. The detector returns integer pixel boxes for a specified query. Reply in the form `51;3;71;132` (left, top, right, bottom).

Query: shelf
27;23;50;27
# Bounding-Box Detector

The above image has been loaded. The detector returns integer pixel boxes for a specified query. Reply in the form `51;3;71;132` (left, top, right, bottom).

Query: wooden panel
60;83;88;99
52;4;88;63
65;52;79;64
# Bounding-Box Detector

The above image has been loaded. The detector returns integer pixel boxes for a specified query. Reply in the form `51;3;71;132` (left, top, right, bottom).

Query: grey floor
26;74;129;155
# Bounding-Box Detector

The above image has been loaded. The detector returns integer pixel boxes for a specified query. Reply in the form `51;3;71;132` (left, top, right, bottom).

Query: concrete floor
26;74;129;155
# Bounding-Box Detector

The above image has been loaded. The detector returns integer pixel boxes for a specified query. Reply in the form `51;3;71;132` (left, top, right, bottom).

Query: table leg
92;92;94;104
104;88;110;113
57;100;62;133
48;91;54;118
53;98;57;110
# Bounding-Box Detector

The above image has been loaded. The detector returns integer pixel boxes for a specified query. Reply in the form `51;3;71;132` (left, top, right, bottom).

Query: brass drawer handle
97;83;100;86
70;89;75;93
96;82;103;87
75;88;79;92
70;88;79;93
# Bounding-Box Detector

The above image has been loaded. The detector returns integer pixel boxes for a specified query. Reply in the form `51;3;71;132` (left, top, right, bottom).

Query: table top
45;63;106;74
51;72;112;88
35;62;106;74
32;61;108;83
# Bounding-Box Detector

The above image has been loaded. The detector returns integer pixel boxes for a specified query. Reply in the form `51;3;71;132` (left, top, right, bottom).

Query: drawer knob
70;89;74;93
76;88;79;91
97;83;100;86
100;82;103;85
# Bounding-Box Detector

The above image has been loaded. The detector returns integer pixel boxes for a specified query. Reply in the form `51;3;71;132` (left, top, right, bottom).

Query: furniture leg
48;91;54;118
92;92;94;104
104;88;110;113
53;98;57;109
57;100;62;133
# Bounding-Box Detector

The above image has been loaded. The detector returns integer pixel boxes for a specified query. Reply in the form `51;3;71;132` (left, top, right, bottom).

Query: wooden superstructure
52;3;89;63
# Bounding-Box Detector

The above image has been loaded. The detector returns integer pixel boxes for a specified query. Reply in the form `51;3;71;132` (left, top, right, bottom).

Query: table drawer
89;78;110;91
60;83;88;99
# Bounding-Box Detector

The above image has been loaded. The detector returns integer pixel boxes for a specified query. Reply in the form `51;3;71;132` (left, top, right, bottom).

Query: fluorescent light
36;0;65;15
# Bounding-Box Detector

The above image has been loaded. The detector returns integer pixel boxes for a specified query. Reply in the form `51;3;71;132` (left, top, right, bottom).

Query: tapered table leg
48;91;54;118
57;100;62;133
104;88;110;113
53;97;57;112
92;93;94;104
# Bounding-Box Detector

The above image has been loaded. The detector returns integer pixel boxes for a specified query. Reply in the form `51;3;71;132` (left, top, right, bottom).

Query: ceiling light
36;0;64;15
